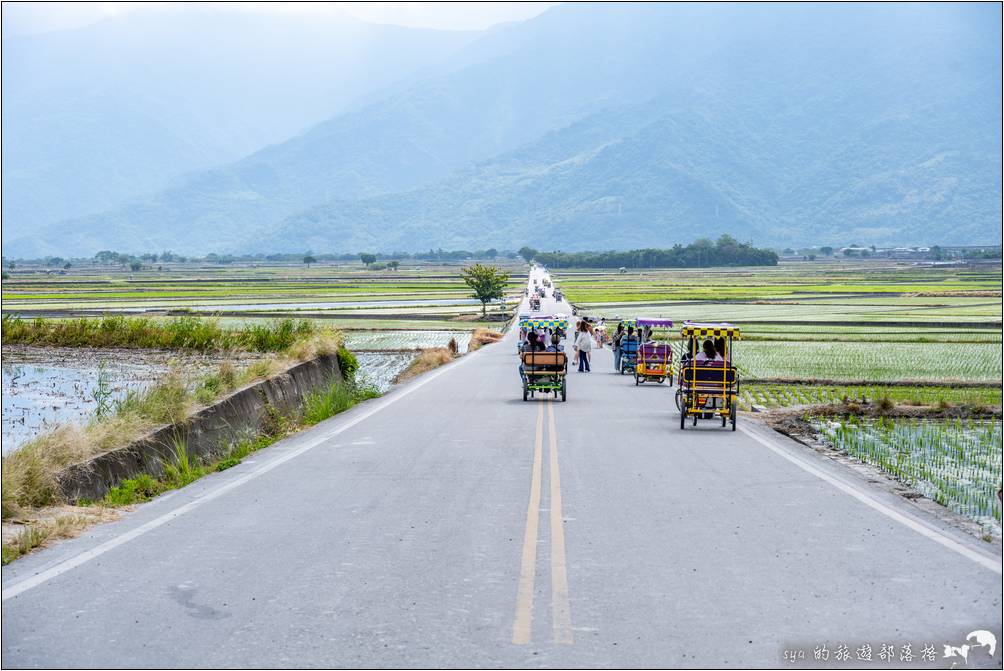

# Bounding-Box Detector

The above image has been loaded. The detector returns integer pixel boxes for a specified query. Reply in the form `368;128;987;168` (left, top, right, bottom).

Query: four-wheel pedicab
616;319;640;375
633;318;674;385
519;317;569;402
675;322;740;430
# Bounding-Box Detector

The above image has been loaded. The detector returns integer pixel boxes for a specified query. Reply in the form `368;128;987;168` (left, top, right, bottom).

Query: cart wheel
674;388;683;411
634;372;640;386
680;408;686;430
693;414;698;426
561;380;567;402
731;403;737;431
657;377;665;384
722;414;727;427
522;383;528;402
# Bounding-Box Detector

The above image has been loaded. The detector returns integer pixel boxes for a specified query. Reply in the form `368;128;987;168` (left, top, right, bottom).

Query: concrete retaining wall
57;353;343;503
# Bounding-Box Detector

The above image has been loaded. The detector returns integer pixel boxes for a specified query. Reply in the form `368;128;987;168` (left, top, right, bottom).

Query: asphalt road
2;268;1001;668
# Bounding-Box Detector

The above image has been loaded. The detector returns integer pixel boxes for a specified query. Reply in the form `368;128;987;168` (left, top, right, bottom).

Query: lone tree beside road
360;253;377;267
461;263;510;316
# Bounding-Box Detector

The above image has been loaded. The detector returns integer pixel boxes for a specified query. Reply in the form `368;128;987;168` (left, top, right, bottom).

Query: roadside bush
104;474;163;505
161;440;205;489
302;381;379;425
336;346;359;381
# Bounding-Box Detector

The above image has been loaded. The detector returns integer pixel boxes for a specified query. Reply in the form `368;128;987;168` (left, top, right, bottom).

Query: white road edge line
740;425;1002;575
2;341;491;601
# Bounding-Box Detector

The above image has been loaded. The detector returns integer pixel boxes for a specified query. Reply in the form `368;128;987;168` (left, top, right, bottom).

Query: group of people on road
610;323;652;371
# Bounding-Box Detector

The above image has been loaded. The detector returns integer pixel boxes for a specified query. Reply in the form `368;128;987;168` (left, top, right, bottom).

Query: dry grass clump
2;426;91;517
2;372;195;515
468;327;504;352
2;508;118;565
283;331;342;362
394;347;455;383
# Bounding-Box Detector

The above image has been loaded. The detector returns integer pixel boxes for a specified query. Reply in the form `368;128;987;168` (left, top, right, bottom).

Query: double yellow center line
512;401;573;645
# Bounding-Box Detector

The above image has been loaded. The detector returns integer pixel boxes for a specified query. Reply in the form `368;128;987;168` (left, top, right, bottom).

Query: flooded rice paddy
1;346;260;454
343;330;472;353
355;353;416;393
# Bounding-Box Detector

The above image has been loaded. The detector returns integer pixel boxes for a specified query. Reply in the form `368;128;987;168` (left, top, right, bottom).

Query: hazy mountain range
3;2;1001;257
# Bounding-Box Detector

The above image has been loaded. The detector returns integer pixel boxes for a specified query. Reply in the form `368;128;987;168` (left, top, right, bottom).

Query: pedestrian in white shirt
574;321;592;372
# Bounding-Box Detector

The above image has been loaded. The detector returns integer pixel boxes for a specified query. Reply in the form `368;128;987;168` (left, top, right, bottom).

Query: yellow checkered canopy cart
675;321;740;431
679;322;741;340
519;318;569;331
517;317;569;354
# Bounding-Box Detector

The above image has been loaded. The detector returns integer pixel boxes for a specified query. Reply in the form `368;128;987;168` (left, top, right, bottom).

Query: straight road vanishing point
2;271;1000;668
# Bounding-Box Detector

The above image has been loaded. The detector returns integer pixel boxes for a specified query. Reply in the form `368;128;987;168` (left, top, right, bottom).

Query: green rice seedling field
557;261;1002;388
733;341;1001;383
815;418;1002;527
740;384;1002;411
1;262;524;322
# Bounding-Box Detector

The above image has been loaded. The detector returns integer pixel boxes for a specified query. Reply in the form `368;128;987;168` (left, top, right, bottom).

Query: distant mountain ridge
5;2;1001;257
1;6;477;233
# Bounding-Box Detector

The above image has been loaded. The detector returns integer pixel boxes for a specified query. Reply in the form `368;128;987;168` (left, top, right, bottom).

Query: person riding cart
675;322;740;430
632;318;674;385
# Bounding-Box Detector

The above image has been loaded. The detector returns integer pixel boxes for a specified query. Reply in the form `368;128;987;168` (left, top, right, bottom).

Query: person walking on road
574;321;592;372
612;322;624;371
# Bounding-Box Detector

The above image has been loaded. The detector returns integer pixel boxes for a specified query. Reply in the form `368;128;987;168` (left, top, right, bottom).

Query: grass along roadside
1;508;119;565
1;326;348;518
1;314;317;352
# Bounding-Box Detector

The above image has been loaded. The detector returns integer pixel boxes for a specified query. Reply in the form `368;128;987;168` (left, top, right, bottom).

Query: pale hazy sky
1;2;558;35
